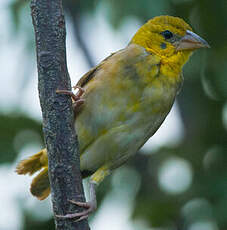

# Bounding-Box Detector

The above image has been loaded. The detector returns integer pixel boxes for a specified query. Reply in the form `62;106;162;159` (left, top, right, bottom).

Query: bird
16;15;209;221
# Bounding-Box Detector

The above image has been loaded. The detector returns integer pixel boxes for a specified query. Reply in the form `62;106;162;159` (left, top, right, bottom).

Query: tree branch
30;0;90;229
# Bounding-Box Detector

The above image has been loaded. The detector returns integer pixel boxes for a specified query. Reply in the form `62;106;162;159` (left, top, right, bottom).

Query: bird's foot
56;86;85;116
56;183;97;222
56;86;84;102
56;200;97;222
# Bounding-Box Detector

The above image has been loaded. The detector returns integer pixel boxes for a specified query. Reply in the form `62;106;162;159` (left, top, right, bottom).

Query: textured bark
30;0;90;229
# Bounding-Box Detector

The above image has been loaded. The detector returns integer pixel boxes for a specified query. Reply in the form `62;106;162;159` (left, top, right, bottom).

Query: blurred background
0;0;227;229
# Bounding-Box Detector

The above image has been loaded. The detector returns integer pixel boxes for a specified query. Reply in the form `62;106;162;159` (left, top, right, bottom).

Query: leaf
0;113;42;163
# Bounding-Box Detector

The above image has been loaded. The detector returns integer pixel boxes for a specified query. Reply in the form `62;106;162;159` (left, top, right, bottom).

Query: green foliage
24;213;55;230
0;114;42;163
103;0;171;27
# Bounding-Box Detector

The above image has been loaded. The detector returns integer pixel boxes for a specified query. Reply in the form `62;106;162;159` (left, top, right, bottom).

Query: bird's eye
161;30;173;39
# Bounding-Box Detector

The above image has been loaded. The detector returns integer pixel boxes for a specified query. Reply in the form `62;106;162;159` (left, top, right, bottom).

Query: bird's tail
16;149;50;200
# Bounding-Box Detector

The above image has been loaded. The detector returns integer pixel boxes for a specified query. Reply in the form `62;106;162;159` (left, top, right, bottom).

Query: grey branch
30;0;90;229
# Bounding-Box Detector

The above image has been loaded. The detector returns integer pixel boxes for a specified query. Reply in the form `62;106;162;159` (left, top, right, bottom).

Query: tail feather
16;149;47;175
16;148;86;200
16;148;50;200
30;167;50;200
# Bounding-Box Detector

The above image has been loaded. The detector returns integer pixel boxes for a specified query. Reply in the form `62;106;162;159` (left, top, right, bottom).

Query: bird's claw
56;86;84;102
56;200;97;221
56;86;85;116
72;86;85;97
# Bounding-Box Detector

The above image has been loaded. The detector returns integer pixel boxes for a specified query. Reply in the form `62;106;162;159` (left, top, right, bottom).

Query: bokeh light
158;157;193;194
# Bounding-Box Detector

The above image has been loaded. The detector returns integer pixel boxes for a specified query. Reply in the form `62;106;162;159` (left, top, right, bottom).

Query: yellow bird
16;15;209;221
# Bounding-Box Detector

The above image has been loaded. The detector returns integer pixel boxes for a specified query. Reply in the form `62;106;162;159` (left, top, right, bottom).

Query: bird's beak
176;30;210;51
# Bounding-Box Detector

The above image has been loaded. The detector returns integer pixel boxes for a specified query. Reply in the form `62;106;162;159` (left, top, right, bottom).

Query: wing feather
76;52;116;88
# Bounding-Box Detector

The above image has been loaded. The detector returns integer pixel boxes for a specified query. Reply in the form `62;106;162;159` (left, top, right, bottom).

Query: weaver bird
16;15;209;221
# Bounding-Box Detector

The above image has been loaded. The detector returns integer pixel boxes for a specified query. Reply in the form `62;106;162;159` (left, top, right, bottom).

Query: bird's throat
160;50;192;79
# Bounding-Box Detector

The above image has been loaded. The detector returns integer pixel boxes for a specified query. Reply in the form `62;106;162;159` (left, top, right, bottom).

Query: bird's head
131;16;209;70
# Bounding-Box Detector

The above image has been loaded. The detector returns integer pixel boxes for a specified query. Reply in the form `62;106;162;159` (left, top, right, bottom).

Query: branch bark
30;0;90;229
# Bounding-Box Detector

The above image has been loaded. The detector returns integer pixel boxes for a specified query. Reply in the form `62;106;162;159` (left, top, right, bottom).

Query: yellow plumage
16;16;209;202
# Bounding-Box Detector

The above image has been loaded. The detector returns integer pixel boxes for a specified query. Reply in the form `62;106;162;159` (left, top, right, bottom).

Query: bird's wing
76;66;99;88
76;52;116;88
75;44;161;155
